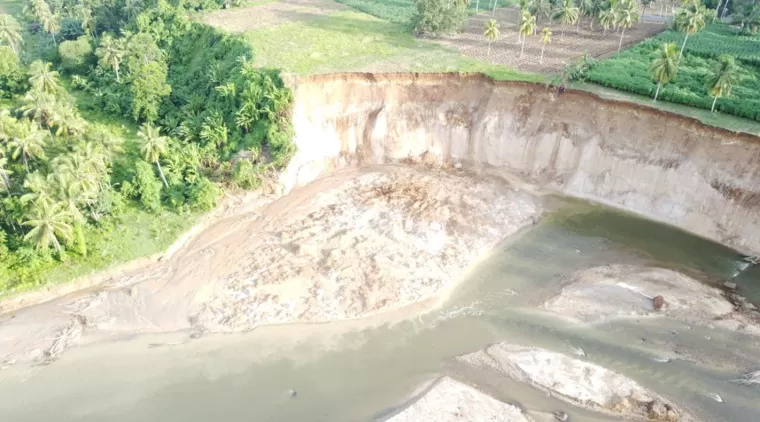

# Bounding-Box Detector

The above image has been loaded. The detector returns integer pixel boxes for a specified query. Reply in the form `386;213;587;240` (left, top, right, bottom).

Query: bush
188;177;220;211
133;160;163;212
58;36;94;73
411;0;468;36
59;17;85;41
232;159;261;189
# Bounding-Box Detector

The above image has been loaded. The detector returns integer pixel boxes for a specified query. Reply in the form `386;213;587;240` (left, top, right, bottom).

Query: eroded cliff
282;73;760;254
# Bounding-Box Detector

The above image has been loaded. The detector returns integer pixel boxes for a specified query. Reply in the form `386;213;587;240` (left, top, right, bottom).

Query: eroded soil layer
0;166;540;366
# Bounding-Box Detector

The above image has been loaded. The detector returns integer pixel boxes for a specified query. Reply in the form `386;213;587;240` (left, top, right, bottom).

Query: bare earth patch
436;8;666;73
200;0;346;32
0;166;540;366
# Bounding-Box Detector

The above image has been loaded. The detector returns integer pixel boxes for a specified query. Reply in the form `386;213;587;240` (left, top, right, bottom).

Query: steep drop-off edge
281;72;760;255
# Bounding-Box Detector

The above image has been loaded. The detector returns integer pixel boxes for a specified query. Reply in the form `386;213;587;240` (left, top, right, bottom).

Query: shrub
412;0;468;36
58;36;94;73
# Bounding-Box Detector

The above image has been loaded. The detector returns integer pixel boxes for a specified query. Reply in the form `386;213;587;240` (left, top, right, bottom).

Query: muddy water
1;199;759;422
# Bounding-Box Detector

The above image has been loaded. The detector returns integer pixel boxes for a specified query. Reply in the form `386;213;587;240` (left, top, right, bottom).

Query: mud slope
281;73;760;255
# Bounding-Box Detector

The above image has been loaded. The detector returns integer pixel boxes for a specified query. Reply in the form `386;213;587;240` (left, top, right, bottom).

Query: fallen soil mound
0;166;540;366
382;376;530;422
284;73;760;255
457;344;694;421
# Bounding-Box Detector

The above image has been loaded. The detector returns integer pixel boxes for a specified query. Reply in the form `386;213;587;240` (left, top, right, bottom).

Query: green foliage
59;16;84;41
187;177;219;211
58;35;93;73
586;32;760;119
412;0;469;36
231;159;260;189
131;160;163;212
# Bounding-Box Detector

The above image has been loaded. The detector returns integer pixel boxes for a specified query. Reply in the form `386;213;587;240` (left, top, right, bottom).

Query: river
1;198;758;422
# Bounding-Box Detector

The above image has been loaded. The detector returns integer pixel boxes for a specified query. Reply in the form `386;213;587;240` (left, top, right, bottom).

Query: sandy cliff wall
281;73;760;255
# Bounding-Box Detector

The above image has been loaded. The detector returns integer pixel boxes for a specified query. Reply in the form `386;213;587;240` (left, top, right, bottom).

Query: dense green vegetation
335;0;514;24
586;22;760;120
0;0;293;294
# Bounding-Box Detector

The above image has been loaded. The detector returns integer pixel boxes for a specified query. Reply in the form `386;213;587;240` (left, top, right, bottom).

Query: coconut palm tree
599;3;617;35
0;157;11;193
23;200;73;252
77;5;97;39
520;11;537;58
122;0;143;21
39;11;60;44
8;120;46;172
19;90;56;129
649;42;679;102
95;34;126;82
138;123;169;188
532;0;554;24
21;171;54;206
705;55;739;112
675;1;706;60
28;60;60;94
540;27;552;63
0;13;22;55
585;0;605;29
483;19;500;59
616;0;640;53
730;1;760;34
554;0;580;40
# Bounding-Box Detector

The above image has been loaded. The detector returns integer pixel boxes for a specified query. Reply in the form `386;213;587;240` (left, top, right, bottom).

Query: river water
1;198;759;422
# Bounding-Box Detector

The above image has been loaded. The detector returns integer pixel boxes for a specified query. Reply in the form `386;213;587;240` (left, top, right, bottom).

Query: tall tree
649;42;679;102
616;0;640;53
554;0;579;40
138;123;169;188
519;10;537;58
7;120;47;172
0;157;11;193
540;27;552;63
598;2;617;35
95;34;125;82
532;0;554;25
483;18;500;58
705;55;739;112
730;0;760;35
28;60;60;94
23;201;73;253
39;11;60;44
675;0;706;60
0;13;22;55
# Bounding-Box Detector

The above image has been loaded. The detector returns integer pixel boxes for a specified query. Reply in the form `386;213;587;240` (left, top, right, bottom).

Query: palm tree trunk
561;26;564;40
156;160;169;188
476;0;480;13
492;0;497;14
618;27;625;53
711;96;718;112
115;64;121;82
653;82;661;102
521;38;526;58
23;154;29;173
488;40;491;58
679;34;688;60
541;43;545;63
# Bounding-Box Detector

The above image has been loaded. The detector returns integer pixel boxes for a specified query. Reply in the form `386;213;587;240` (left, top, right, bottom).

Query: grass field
0;0;23;15
205;3;543;81
334;0;515;24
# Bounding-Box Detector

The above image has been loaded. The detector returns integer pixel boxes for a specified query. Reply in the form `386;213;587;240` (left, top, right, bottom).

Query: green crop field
586;24;760;122
334;0;515;24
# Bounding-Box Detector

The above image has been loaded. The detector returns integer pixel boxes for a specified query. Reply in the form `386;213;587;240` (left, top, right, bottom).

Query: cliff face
281;73;760;254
